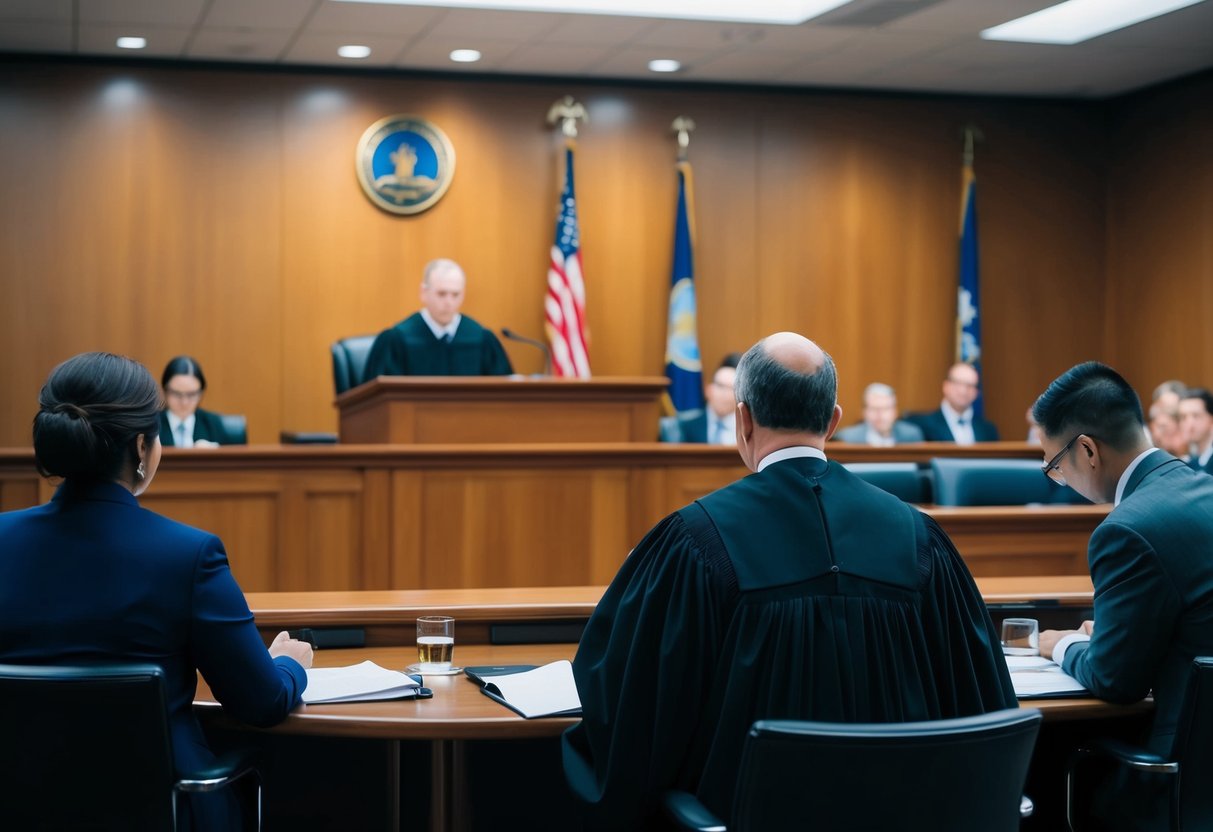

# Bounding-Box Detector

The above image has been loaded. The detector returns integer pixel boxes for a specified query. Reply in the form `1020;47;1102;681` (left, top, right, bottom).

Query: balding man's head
735;332;837;434
419;258;466;325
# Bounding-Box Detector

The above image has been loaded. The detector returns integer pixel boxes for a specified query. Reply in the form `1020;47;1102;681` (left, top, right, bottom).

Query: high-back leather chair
0;663;261;830
844;462;933;503
217;412;248;444
1068;657;1213;831
665;708;1041;832
331;334;377;395
930;457;1084;505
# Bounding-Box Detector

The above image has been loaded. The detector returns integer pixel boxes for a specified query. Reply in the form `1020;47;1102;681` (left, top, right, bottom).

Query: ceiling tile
494;43;614;76
283;31;411;66
78;0;208;27
425;8;563;41
541;14;655;45
396;36;523;71
186;27;298;62
687;49;816;83
77;24;194;57
307;0;443;35
0;0;72;22
585;45;724;79
202;0;318;30
0;20;72;51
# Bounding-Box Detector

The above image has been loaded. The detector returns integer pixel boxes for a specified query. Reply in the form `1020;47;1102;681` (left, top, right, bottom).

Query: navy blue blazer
1187;451;1213;476
0;480;306;779
1061;451;1213;754
907;408;1000;443
659;411;708;444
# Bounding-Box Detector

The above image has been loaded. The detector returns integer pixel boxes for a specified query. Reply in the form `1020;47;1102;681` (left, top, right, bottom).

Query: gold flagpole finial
671;116;696;161
961;123;984;168
547;96;588;139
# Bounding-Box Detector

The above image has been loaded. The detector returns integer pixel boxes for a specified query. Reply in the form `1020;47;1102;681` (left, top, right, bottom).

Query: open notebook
302;660;425;704
465;660;582;719
1006;655;1088;698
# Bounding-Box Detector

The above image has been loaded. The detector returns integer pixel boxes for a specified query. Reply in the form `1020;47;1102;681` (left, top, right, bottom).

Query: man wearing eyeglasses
906;362;1000;444
1033;362;1213;831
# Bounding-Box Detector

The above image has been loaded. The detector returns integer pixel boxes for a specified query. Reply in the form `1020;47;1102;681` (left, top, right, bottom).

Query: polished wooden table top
197;644;581;740
195;638;1146;738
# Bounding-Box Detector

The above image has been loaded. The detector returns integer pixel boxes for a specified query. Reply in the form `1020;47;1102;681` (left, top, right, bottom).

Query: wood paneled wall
3;59;1204;447
1105;72;1213;395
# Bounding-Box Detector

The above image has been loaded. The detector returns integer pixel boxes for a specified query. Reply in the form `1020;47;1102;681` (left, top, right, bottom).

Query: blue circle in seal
356;115;456;216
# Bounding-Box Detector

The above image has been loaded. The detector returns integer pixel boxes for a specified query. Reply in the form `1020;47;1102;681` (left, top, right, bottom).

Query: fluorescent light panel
981;0;1205;45
332;0;854;25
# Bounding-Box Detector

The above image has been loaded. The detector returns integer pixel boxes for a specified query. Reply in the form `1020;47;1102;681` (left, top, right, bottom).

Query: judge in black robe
562;333;1016;831
362;258;513;381
363;311;512;380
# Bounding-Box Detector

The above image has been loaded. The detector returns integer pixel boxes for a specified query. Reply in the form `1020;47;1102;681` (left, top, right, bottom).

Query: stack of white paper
1006;655;1088;698
302;660;422;704
482;660;582;718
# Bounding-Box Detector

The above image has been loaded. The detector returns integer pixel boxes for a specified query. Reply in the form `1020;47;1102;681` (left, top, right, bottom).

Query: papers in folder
302;660;423;704
1006;655;1088;698
469;660;582;719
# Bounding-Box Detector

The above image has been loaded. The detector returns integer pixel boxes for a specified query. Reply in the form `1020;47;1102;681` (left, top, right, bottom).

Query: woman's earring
136;461;146;480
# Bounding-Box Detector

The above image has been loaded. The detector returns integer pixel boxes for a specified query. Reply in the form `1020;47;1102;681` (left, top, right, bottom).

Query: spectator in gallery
833;382;925;445
905;362;1000;444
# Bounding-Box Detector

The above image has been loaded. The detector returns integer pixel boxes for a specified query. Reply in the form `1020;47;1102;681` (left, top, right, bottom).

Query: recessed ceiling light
116;37;147;50
337;44;372;59
648;59;681;73
449;49;482;63
331;0;854;26
981;0;1204;45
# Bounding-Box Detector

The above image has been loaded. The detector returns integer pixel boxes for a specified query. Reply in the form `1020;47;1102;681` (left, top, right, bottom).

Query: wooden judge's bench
0;377;1105;593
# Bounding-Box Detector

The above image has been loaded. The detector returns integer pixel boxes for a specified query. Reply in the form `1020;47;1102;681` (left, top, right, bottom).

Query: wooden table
195;635;1148;832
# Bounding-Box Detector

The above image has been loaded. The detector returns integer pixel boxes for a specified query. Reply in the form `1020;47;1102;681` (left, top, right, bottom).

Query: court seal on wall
356;115;456;215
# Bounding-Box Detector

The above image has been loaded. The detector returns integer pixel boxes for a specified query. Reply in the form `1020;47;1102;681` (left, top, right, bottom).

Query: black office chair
1067;657;1213;831
665;708;1041;832
217;412;248;445
0;663;261;830
931;457;1076;505
844;462;934;503
331;334;377;395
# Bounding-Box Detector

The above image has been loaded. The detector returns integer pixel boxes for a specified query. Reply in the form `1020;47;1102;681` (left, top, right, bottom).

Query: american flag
545;145;591;378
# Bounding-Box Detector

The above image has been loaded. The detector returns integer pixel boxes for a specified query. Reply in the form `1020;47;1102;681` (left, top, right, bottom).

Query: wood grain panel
1104;73;1213;395
1;56;1155;449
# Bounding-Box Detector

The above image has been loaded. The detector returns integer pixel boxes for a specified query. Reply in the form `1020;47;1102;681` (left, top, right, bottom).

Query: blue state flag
957;162;984;417
665;161;704;416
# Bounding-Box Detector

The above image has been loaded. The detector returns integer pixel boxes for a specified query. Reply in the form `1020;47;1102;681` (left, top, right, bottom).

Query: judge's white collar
757;445;827;473
420;308;461;340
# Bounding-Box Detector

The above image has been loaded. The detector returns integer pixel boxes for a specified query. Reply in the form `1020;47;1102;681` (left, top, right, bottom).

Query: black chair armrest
176;749;262;793
1083;738;1179;774
663;790;727;832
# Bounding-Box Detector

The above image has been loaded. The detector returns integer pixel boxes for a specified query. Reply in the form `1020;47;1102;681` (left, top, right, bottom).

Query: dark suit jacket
907;408;1000;442
0;480;307;779
1187;450;1213;476
159;408;234;446
1061;451;1213;755
658;411;707;443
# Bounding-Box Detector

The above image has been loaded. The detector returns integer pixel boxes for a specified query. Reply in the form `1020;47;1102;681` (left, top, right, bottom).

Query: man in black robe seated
562;331;1016;831
363;258;513;381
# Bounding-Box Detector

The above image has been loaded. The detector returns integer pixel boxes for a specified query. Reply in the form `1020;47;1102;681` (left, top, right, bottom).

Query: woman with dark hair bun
159;355;231;447
0;352;312;830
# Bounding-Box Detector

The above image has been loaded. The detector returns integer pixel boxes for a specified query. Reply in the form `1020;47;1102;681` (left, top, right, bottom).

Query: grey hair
734;338;837;434
863;382;896;403
422;258;464;287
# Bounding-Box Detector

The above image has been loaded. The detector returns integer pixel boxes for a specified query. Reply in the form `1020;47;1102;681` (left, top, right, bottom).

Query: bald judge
563;332;1016;831
362;259;512;381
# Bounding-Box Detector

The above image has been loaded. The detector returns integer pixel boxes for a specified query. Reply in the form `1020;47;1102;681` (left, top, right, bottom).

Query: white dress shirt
165;412;195;448
420;309;461;342
706;412;736;446
756;445;827;473
941;401;976;445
